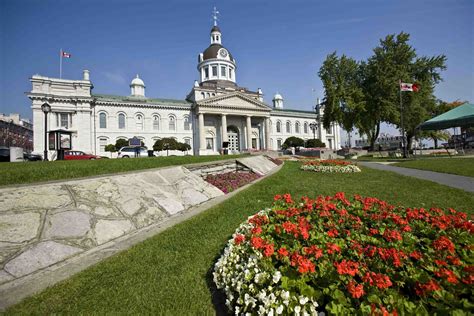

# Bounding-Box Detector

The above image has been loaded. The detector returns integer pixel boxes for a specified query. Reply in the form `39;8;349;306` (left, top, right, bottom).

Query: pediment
196;92;271;112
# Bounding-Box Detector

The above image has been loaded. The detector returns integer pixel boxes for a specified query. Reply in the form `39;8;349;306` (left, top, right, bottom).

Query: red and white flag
400;82;420;92
62;51;71;58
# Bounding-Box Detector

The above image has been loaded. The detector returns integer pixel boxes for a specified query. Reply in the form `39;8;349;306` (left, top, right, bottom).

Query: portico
195;91;272;155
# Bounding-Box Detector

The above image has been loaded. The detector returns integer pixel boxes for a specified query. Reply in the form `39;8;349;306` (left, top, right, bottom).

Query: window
229;68;233;79
212;66;217;77
56;113;71;129
183;116;190;130
277;139;282;149
304;122;308;134
295;122;300;134
326;128;332;135
118;113;126;129
169;116;176;131
184;138;191;147
153;115;160;130
136;114;143;130
286;121;291;133
276;121;281;133
221;66;226;77
99;138;107;152
204;68;209;78
206;138;214;150
99;113;107;129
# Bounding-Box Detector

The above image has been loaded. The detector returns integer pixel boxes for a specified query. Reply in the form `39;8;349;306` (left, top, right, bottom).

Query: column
265;117;271;150
199;113;205;150
221;114;228;143
246;115;252;149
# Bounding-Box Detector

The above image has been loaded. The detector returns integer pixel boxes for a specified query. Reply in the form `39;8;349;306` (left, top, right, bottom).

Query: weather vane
212;6;220;26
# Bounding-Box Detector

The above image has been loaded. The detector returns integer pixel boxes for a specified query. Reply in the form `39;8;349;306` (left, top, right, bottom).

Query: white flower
281;290;290;300
273;271;282;283
299;296;309;305
276;305;284;314
295;305;301;315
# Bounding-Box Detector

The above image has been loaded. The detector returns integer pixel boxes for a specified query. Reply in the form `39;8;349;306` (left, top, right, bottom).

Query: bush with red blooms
213;193;473;315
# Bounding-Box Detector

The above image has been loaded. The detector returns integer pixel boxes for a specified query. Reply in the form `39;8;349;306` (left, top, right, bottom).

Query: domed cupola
197;7;237;85
130;74;145;97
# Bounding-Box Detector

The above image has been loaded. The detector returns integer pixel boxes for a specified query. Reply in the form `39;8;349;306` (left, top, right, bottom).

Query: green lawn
5;162;474;314
0;155;247;187
393;157;474;177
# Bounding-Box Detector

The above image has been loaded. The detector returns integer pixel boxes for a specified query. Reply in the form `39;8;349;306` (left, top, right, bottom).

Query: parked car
64;150;101;160
24;152;42;161
0;147;9;162
117;146;150;158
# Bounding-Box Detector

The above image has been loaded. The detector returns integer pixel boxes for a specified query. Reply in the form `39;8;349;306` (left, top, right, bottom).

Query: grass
5;162;474;314
393;157;474;177
0;154;248;187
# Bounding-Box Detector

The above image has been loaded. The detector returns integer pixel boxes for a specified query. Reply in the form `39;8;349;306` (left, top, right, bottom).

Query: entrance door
227;126;239;151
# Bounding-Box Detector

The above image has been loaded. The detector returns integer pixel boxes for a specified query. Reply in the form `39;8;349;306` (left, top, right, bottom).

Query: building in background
29;21;340;157
0;113;33;151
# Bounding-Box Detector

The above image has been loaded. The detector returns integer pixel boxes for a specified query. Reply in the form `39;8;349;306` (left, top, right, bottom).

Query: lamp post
41;103;51;161
309;122;317;140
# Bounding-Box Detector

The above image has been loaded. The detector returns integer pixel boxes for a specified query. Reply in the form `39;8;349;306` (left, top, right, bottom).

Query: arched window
295;121;300;134
118;113;126;129
153;115;160;131
169;116;176;131
276;121;281;133
99;113;107;129
304;122;308;134
183;115;190;130
136;114;143;130
286;121;291;133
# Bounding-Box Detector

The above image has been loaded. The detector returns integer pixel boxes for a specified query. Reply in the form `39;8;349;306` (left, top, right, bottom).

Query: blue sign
129;137;141;146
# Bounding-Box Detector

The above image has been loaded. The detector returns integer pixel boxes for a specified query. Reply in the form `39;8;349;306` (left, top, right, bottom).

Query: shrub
305;139;326;148
115;139;129;151
214;193;473;315
153;138;179;155
282;137;305;150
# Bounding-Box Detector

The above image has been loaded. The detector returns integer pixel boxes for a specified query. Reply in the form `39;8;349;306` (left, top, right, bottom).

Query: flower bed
266;156;283;166
205;171;261;194
301;159;361;173
213;193;473;315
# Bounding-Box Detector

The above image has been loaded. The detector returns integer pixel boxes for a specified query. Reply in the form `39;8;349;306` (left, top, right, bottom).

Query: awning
418;102;474;130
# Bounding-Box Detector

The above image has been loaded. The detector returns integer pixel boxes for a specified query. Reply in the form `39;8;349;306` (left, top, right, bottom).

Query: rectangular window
204;68;209;78
277;139;282;150
60;113;69;129
221;66;226;77
184;138;191;146
99;138;107;152
229;68;233;79
212;66;217;77
206;138;214;150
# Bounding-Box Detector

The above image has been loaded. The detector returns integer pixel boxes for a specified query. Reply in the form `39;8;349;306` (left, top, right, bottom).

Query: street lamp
41;102;51;161
309;122;317;140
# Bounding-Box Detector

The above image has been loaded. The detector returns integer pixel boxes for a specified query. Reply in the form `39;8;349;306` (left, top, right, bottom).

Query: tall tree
319;53;365;146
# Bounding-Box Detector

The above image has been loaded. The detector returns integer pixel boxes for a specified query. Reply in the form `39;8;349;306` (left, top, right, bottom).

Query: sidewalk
358;162;474;193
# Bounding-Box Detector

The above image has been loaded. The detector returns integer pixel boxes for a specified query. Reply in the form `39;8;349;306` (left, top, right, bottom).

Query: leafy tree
177;142;191;154
305;139;326;148
104;144;116;158
282;136;305;149
319;52;365;145
153;138;179;156
115;139;129;151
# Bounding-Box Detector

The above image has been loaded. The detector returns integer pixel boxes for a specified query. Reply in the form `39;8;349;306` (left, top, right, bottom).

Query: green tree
153;138;179;156
104;144;116;158
115;139;129;151
305;139;326;148
177;142;191;154
282;137;305;150
319;52;365;145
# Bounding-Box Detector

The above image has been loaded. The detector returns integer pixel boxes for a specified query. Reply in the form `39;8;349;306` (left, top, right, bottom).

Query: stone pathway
0;156;279;310
358;162;474;193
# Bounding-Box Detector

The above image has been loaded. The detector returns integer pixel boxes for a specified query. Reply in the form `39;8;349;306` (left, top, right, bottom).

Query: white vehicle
117;146;150;158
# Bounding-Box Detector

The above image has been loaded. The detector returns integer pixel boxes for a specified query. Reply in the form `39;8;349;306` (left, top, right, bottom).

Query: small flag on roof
62;51;71;58
400;82;420;92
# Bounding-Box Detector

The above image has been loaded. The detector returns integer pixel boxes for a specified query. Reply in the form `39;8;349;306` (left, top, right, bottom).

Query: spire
212;6;219;26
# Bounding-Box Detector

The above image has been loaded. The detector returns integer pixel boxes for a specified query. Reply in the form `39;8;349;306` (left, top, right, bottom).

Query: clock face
219;49;228;57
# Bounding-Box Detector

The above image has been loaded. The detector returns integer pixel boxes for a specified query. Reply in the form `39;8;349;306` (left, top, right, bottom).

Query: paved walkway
358;162;474;193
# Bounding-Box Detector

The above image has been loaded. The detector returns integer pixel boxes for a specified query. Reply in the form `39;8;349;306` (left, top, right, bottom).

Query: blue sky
1;0;473;138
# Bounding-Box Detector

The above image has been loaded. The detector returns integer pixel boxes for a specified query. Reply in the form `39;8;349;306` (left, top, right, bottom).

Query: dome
211;25;221;33
202;44;234;61
273;92;283;100
130;75;145;86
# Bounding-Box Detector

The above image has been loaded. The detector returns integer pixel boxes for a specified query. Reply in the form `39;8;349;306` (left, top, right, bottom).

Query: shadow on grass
206;246;231;315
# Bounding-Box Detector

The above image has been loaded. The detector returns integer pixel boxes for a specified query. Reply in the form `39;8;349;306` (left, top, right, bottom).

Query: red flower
305;245;324;259
410;251;422;260
326;242;341;254
435;268;458;284
234;234;245;245
274;194;282;201
297;257;315;274
334;260;359;276
347;280;365;298
278;247;289;257
434;259;448;266
368;228;379;236
251;226;262;235
363;272;392;289
382;229;402;242
283;193;293;204
327;229;339;238
263;243;274;257
251;236;265;249
415;279;441;296
433;236;455;253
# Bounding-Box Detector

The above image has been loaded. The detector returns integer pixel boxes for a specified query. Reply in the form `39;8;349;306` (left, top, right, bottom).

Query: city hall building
29;23;341;157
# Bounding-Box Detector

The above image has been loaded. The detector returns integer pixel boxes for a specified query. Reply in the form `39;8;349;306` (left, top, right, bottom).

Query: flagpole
59;48;62;79
399;79;407;158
